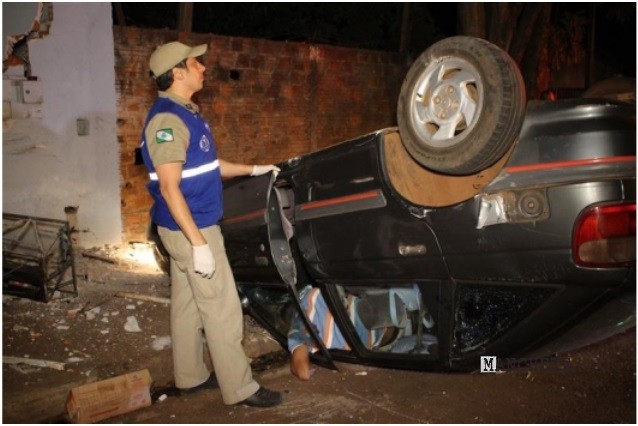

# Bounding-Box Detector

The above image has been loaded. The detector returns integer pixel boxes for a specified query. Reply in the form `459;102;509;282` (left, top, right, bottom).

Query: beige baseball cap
149;41;207;76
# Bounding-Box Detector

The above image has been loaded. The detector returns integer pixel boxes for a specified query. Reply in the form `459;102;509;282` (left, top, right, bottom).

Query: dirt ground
2;246;636;424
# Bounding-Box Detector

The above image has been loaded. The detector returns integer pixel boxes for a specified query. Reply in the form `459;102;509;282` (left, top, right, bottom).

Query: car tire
397;36;526;175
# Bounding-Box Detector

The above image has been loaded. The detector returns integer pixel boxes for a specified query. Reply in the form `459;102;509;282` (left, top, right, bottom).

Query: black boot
240;387;283;407
179;374;219;396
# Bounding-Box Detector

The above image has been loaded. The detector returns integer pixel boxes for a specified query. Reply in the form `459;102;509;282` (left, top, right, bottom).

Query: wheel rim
408;57;484;149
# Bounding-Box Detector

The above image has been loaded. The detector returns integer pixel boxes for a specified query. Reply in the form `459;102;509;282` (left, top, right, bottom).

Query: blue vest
140;97;223;231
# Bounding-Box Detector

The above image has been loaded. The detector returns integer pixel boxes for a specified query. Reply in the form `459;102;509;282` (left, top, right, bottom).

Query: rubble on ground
2;246;283;423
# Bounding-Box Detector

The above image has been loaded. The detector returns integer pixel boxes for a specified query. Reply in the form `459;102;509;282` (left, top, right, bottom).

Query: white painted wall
2;3;122;247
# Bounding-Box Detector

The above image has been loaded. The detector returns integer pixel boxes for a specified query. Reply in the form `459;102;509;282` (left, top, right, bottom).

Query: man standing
140;41;282;407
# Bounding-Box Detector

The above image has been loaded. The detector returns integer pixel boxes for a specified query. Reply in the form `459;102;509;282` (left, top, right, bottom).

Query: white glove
192;244;215;278
251;164;281;177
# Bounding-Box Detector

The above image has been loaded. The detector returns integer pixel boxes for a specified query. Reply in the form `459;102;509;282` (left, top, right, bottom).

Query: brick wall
114;26;406;242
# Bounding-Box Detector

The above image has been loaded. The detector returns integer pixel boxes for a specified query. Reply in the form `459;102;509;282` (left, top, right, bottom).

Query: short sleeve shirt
144;91;200;167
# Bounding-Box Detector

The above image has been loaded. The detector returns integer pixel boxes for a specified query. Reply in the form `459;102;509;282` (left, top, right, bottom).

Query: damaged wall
2;3;38;53
2;3;122;247
2;4;406;246
115;27;406;241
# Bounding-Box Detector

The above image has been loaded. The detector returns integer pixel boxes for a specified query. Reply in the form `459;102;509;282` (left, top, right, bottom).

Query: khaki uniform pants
158;225;259;404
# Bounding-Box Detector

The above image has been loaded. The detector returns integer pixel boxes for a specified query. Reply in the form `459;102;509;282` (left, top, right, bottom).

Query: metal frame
3;213;77;302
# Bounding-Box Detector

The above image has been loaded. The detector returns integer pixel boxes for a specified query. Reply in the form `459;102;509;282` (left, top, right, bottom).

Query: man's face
181;57;206;92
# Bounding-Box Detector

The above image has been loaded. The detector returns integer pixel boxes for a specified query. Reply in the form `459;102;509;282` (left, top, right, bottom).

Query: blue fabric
140;97;223;230
389;334;438;354
287;286;384;353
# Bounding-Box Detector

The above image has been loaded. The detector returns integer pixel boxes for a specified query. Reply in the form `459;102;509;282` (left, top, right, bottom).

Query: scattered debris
355;371;368;376
124;316;142;333
67;302;91;317
3;355;66;371
81;251;118;264
1;241;279;423
116;291;170;305
8;363;41;374
151;336;171;351
69;349;92;359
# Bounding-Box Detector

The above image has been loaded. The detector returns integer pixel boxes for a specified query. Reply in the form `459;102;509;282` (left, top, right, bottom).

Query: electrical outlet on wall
76;118;90;136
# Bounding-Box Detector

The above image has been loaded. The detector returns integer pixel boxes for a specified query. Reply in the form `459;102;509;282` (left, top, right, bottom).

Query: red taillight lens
573;203;636;267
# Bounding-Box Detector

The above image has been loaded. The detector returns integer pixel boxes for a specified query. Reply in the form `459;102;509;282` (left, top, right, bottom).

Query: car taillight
573;203;636;268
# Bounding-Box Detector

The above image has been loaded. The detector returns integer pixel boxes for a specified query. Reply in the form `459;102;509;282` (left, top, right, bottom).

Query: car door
221;172;337;369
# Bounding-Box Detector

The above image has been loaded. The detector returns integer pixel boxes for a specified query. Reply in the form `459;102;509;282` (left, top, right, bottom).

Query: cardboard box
66;369;152;423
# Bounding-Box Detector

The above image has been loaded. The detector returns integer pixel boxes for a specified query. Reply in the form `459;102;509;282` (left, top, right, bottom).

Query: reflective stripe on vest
148;159;219;181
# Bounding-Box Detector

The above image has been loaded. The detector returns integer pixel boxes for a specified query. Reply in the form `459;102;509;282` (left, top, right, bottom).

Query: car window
336;284;439;358
241;285;296;339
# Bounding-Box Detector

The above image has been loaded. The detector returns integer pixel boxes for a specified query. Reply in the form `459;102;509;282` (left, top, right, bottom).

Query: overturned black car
151;37;636;372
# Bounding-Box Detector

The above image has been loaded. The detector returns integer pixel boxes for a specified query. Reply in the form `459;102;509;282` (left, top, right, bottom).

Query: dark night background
115;3;453;51
114;3;636;86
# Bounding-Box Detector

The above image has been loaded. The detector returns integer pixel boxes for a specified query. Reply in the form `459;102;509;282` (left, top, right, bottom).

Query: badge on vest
199;135;211;152
156;129;174;143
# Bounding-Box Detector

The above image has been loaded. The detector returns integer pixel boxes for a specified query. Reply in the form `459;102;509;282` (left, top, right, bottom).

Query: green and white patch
155;129;174;143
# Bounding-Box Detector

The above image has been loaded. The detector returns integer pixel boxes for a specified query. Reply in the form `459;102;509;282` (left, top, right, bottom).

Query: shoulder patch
155;129;174;143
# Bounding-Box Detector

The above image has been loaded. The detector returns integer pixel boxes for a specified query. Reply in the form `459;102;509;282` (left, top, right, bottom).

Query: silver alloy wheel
409;57;483;149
